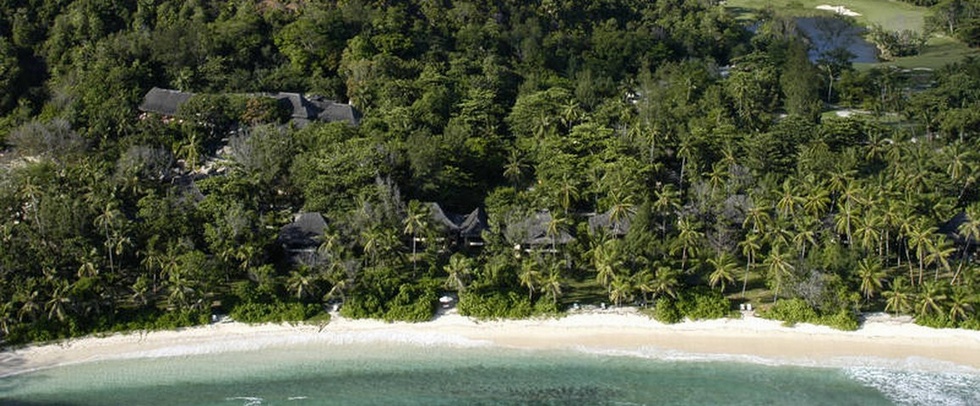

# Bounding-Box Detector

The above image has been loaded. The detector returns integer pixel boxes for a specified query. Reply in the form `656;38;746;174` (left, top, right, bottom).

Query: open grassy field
726;0;926;32
881;35;980;69
725;0;978;69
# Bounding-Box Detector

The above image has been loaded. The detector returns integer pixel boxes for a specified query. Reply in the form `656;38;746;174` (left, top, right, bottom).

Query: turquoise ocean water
2;342;980;405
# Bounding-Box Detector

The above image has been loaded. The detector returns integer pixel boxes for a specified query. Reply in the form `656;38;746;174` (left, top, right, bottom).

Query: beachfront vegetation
1;0;980;345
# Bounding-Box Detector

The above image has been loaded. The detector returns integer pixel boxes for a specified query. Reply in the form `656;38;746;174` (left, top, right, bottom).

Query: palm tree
916;280;948;317
653;185;681;239
503;150;528;189
555;174;580;215
791;217;818;260
325;272;351;304
544;261;564;305
883;277;914;315
672;217;703;270
444;254;473;292
857;258;887;301
743;203;772;234
705;162;728;196
908;223;937;285
775;179;802;219
834;205;859;246
924;234;955;283
947;286;975;324
167;268;196;310
545;213;569;252
360;227;384;266
287;267;317;300
876;199;902;262
45;280;72;323
403;201;429;272
17;288;41;322
802;187;831;219
519;258;541;301
707;252;738;293
953;208;980;284
853;214;883;254
0;301;14;335
633;269;656;306
607;190;636;226
652;266;681;300
739;232;762;298
764;247;794;302
609;275;634;307
94;201;124;272
590;239;621;293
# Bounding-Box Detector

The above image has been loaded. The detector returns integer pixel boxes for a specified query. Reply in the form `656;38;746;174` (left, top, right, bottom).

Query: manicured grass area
726;0;977;69
883;36;980;69
725;0;927;32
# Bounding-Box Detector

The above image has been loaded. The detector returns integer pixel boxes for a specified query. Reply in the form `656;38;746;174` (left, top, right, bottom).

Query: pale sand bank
3;309;980;378
816;5;862;17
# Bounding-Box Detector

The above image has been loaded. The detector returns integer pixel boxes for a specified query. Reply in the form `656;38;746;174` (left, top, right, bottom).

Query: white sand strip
3;309;980;377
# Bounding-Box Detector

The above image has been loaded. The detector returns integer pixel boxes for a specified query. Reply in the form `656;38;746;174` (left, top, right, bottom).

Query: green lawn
725;0;977;69
882;35;980;69
726;0;926;32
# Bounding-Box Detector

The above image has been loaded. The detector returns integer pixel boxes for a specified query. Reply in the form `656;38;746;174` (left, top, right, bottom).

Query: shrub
676;288;732;320
648;298;682;324
230;301;320;324
868;25;928;60
761;298;819;326
819;309;859;331
533;298;560;315
762;298;859;331
914;312;954;329
383;284;436;322
458;290;533;320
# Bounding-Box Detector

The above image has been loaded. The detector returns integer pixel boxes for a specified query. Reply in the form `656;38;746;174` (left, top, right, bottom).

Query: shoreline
3;309;980;378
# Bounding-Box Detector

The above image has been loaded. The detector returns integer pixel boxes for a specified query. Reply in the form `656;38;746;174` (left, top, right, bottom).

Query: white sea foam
846;367;980;406
226;396;264;406
571;345;798;368
572;345;980;376
113;330;490;362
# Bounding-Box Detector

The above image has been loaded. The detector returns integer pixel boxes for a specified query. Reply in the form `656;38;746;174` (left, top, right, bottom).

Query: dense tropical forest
2;0;980;345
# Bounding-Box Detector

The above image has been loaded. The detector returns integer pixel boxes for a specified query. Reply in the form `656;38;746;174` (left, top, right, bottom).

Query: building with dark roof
587;210;632;238
418;203;489;249
508;210;574;251
139;87;195;116
458;208;489;246
279;212;328;265
138;88;361;126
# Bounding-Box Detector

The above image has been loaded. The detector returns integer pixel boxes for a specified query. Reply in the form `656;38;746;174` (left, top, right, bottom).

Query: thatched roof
511;210;573;246
271;93;361;127
459;208;489;239
139;87;195;116
273;93;317;120
139;88;361;126
310;95;362;125
427;202;463;232
587;210;632;237
279;212;328;250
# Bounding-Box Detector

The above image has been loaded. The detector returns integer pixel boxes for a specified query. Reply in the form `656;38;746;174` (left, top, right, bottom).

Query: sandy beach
3;309;980;378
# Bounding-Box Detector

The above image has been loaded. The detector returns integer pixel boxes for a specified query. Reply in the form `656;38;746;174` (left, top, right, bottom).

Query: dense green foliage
645;288;733;323
760;298;859;331
1;0;980;346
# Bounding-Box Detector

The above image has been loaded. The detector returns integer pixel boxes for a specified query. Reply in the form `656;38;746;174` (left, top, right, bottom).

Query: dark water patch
795;16;879;63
